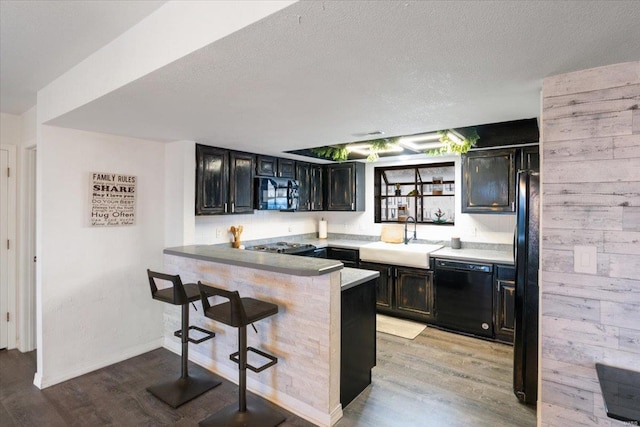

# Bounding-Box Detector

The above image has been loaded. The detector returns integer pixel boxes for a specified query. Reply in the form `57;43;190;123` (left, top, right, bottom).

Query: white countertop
431;247;514;265
308;237;514;266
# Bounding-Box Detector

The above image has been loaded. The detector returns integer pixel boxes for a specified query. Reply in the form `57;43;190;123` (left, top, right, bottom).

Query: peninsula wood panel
540;60;640;426
163;254;341;427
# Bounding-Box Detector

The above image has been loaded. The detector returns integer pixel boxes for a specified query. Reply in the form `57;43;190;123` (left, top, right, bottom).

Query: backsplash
193;208;516;246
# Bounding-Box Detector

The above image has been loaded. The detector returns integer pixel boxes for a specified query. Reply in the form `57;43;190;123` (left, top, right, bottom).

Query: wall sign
90;172;136;226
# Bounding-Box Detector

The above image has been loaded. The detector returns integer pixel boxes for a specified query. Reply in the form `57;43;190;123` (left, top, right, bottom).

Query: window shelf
374;162;455;224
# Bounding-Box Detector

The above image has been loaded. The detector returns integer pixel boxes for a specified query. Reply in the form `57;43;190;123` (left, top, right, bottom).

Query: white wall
17;107;37;351
1;113;21;142
190;153;515;246
34;125;166;388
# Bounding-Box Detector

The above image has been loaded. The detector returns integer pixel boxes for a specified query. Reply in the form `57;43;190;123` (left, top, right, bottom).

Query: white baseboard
33;338;163;389
163;339;342;427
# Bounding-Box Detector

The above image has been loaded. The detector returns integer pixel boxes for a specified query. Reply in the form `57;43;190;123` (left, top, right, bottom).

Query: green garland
310;128;480;161
428;128;480;155
310;145;349;162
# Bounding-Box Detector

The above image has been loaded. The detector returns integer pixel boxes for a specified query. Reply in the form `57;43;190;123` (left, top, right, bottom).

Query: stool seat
203;297;278;327
152;282;200;305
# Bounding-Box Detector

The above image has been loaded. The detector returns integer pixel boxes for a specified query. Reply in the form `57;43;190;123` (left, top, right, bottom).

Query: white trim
33;338;163;389
18;145;37;352
0;144;17;350
164;339;343;427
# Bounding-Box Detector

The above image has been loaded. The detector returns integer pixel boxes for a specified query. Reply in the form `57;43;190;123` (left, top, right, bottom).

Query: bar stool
198;281;285;427
146;269;221;408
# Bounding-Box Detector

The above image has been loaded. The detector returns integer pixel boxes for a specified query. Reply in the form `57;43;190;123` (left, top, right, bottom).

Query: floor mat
376;314;426;339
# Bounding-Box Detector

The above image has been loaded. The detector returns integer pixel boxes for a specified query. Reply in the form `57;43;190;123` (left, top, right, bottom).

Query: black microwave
254;177;299;211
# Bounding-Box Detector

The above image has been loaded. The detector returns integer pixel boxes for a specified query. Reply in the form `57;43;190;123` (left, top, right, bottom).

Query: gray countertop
165;237;513;279
341;267;379;291
431;247;514;265
307;237;514;265
164;245;381;287
164;245;343;276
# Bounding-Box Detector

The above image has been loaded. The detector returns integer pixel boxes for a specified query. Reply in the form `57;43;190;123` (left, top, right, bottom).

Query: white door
0;148;9;349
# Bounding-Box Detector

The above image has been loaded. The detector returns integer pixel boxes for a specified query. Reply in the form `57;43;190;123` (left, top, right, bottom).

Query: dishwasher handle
435;259;493;273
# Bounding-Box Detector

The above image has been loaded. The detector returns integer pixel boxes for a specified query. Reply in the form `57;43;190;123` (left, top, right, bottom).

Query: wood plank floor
0;327;535;426
338;327;536;427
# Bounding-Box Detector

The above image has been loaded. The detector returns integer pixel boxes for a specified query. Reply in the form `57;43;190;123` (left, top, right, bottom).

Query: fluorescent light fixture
347;143;404;156
398;132;444;150
446;130;464;144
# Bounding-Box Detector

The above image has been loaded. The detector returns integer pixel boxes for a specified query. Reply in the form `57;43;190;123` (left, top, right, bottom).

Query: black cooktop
595;363;640;423
246;242;316;254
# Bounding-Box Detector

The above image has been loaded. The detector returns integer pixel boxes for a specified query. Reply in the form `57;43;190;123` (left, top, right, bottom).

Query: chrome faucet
404;216;417;244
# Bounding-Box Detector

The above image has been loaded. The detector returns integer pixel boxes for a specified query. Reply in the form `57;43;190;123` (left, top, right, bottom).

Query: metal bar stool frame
198;281;285;427
146;269;221;408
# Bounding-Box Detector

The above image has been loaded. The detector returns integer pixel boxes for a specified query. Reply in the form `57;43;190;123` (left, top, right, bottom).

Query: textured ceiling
7;1;640;157
0;0;166;114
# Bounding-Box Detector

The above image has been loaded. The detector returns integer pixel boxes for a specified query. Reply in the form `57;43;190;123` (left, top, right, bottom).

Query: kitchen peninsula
162;245;378;427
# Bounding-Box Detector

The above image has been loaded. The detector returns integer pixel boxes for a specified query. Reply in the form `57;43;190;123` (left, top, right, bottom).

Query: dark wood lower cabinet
361;259;516;343
358;262;392;309
359;261;433;321
495;265;516;343
341;279;376;407
396;267;433;319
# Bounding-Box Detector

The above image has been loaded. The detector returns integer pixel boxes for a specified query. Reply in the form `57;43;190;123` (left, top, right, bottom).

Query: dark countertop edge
341;268;380;291
164;246;344;277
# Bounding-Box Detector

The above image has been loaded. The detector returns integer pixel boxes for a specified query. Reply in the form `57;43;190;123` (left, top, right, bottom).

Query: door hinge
6;239;8;250
6;312;9;322
6;167;9;177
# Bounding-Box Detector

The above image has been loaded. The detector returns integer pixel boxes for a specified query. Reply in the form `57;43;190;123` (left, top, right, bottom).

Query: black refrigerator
513;170;540;405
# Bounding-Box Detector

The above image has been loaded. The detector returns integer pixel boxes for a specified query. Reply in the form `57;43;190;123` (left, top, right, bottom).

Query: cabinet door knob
232;203;235;213
224;203;228;213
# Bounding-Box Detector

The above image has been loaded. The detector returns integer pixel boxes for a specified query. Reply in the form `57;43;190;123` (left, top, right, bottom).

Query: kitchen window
374;162;455;225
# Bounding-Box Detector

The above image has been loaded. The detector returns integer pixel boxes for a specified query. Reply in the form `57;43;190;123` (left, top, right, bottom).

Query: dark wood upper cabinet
255;155;277;177
462;149;516;214
310;164;324;211
462;145;539;214
326;162;365;211
519;146;539;173
196;145;229;215
255;155;295;178
196;144;254;215
229;151;255;214
296;162;324;211
278;158;295;178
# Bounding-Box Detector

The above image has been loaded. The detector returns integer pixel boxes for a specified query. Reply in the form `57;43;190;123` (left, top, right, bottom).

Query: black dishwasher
434;259;494;338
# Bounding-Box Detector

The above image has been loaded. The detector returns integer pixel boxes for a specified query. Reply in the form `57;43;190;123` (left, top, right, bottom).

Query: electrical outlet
574;245;597;274
215;228;222;238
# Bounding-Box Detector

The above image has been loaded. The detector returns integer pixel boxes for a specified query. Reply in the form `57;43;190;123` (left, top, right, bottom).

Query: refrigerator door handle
513;226;517;261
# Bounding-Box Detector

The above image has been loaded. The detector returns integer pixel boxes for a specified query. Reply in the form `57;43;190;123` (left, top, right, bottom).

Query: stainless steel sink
359;241;443;269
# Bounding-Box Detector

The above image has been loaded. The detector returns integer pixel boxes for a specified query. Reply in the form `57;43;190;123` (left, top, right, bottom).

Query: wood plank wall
541;61;640;426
